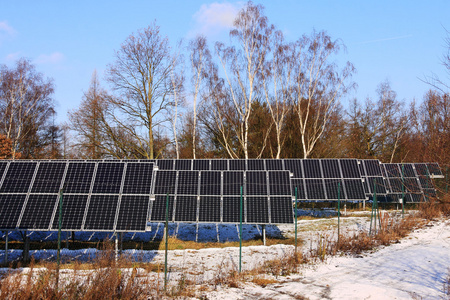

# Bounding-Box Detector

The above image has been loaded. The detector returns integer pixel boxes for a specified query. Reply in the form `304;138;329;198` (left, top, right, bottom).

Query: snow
1;211;449;299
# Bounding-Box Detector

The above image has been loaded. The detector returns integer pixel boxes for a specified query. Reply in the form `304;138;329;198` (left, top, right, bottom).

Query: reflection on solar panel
363;160;383;176
153;170;176;194
284;159;302;178
0;162;37;193
19;194;58;230
84;194;119;230
116;195;150;231
343;179;366;200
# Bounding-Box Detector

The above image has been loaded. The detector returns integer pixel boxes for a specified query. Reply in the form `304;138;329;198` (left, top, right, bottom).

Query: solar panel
404;177;421;193
122;162;154;194
0;161;8;181
340;159;361;178
426;163;443;177
31;162;67;193
388;178;403;193
198;196;221;222
268;171;291;196
84;194;119;231
150;195;174;222
51;194;89;230
116;195;150;231
270;196;293;224
324;179;342;200
303;159;322;178
222;196;241;223
193;160;210;171
291;178;306;199
200;171;221;195
153;170;176;194
284;159;303;178
62;162;95;193
211;159;227;171
399;164;416;177
223;171;244;196
92;162;125;194
362;160;383;176
157;159;174;170
414;163;428;176
305;179;326;200
0;194;27;229
19;194;58;230
265;159;283;170
246;171;267;196
175;159;192;170
0;161;37;193
343;179;366;200
177;171;199;195
247;159;265;170
229;159;246;171
384;164;401;177
366;177;388;194
321;159;341;178
174;195;198;222
246;197;269;223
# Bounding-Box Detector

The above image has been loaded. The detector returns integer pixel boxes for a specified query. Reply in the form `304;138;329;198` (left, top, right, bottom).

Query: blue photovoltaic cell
222;197;241;223
92;162;125;194
366;177;387;194
384;164;401;177
63;162;96;193
31;162;67;193
174;195;197;222
153;170;176;194
0;162;37;193
122;163;154;194
343;179;366;200
426;163;443;176
116;195;150;231
270;196;293;224
399;164;416;177
414;163;429;176
150;195;174;222
51;194;89;230
177;171;199;195
284;159;303;178
19;194;59;230
388;178;402;193
157;159;174;170
305;179;326;200
268;171;291;196
324;179;342;200
84;194;120;231
363;160;383;176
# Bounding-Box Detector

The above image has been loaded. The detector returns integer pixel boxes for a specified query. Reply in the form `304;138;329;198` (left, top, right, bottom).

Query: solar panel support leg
262;225;266;246
4;231;8;264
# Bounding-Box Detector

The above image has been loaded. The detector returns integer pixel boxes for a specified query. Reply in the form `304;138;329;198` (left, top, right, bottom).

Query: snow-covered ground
1;211;449;299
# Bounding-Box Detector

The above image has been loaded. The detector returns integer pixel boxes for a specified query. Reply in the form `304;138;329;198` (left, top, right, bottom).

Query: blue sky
1;1;449;124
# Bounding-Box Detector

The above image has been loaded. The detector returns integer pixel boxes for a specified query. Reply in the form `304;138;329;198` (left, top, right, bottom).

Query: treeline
0;2;449;174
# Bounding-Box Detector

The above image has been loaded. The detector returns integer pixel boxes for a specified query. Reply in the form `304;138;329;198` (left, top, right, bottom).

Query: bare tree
215;2;274;159
169;44;184;159
290;30;355;158
0;58;55;158
106;24;178;159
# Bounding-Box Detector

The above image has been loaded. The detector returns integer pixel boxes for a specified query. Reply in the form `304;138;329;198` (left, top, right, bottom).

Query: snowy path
207;219;450;300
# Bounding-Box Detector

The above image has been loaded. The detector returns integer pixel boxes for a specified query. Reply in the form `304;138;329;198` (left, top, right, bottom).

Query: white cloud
5;52;20;62
190;2;241;37
34;52;65;65
0;21;17;36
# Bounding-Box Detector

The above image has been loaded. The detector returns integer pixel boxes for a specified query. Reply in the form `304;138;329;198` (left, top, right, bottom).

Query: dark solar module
211;160;227;171
399;163;416;178
19;194;58;230
246;197;269;223
246;171;267;196
418;176;432;189
31;162;67;193
157;159;174;170
343;179;366;200
324;179;342;200
200;171;221;196
305;179;326;200
116;195;150;231
51;194;89;231
222;196;241;223
388;178;403;193
63;162;96;193
174;195;197;222
404;178;421;193
193;160;210;171
384;164;401;177
265;159;283;170
321;159;341;178
414;163;428;176
426;163;443;176
153;170;176;194
0;161;37;193
363;160;383;176
0;161;8;179
268;171;291;196
84;194;120;231
423;188;437;198
340;159;361;178
270;196;293;224
122;163;154;194
229;159;246;171
198;196;221;222
92;162;125;194
177;171;199;195
0;194;27;229
150;195;174;222
223;171;244;196
247;159;265;170
291;178;306;200
284;159;303;178
366;177;387;194
175;159;192;170
303;159;322;178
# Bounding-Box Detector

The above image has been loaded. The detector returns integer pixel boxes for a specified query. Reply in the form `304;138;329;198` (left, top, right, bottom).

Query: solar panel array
0;159;443;232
